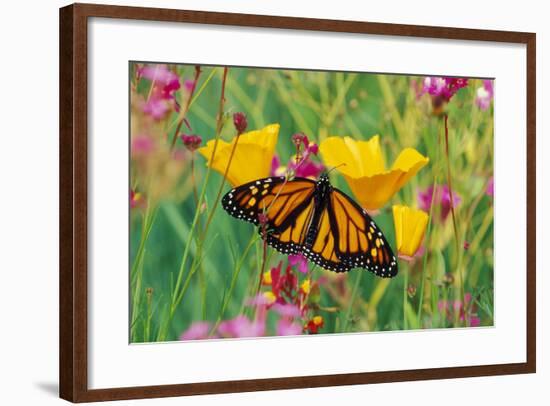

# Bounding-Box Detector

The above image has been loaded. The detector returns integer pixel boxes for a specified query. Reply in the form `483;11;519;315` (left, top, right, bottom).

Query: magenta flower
270;148;324;180
421;76;468;102
162;78;181;100
486;176;494;197
268;262;298;305
181;134;202;152
276;318;302;336
438;293;480;327
139;65;178;84
292;133;319;157
418;184;461;221
138;64;181;119
475;80;494;111
295;158;324;179
288;254;309;274
307;142;319;155
141;97;170;120
139;64;180;100
469;316;481;327
179;321;211;340
257;259;325;333
291;132;308;148
218;315;265;338
422;77;447;96
293;136;324;178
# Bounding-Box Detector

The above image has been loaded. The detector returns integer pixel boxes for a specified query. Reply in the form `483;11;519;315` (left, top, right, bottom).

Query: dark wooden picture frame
59;3;536;402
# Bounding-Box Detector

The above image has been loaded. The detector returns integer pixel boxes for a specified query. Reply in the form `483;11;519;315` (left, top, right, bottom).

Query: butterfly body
303;174;331;247
221;174;398;277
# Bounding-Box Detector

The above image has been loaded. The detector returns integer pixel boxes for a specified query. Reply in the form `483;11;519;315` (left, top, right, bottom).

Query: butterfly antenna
327;163;346;174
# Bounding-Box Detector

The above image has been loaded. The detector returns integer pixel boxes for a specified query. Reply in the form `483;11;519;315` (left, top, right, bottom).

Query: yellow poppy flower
319;135;429;210
392;205;429;259
198;124;280;187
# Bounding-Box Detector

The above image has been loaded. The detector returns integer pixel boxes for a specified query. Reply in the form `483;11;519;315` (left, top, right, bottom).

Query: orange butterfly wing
222;176;397;277
222;176;316;255
329;189;397;278
302;205;351;273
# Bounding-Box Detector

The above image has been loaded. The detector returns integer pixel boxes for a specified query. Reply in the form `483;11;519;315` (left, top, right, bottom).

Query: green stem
343;271;362;332
444;114;460;253
210;234;259;334
202;134;240;236
403;262;409;330
130;203;156;281
443;114;466;326
130;203;158;341
417;181;438;324
166;67;217;133
256;232;268;295
175;68;237;307
189;153;208;320
158;68;228;341
144;288;153;341
170;66;202;150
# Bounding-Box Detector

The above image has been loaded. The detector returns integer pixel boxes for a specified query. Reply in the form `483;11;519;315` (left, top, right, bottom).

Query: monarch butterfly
221;173;398;277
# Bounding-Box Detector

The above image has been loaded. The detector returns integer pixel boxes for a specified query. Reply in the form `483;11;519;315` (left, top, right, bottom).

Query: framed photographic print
59;3;536;402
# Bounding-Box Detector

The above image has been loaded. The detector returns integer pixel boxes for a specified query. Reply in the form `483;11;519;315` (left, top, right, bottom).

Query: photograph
129;62;495;343
1;0;543;403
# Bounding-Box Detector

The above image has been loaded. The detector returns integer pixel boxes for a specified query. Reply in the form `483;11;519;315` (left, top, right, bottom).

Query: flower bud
181;134;202;152
233;112;248;135
291;132;307;147
407;284;417;298
258;212;269;227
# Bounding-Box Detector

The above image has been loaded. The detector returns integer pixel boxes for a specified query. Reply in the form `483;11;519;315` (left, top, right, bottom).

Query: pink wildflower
486;176;494;197
131;135;155;155
276;319;303;336
139;64;180;100
272;303;301;318
421;76;468;102
218;315;265;338
418;184;461;221
438;293;481;327
138;64;181;119
179;321;211;340
288;254;309;274
475;80;494;111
